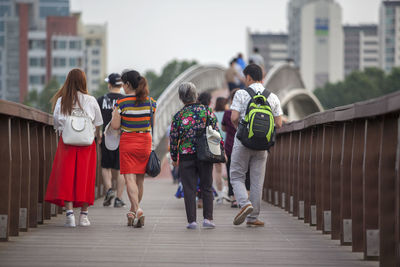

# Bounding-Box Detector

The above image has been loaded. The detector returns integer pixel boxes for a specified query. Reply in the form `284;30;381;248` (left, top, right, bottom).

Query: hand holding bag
62;108;94;146
195;107;226;163
146;99;161;177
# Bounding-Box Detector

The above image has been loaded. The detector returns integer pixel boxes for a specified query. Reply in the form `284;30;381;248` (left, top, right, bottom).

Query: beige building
379;0;400;73
288;0;344;91
75;13;107;93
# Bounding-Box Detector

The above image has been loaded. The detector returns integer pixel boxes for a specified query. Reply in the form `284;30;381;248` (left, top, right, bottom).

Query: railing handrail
0;99;53;125
277;90;400;134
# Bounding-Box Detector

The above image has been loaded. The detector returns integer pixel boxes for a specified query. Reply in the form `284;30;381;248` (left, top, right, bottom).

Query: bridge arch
264;61;324;121
153;64;226;150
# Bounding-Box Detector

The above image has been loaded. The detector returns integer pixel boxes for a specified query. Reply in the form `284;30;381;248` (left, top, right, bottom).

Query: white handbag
206;125;222;156
62;108;94;146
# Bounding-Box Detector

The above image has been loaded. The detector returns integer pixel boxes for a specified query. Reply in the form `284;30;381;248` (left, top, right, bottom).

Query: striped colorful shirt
116;96;157;132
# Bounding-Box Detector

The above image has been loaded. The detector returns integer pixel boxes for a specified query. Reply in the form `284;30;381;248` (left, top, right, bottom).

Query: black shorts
100;140;120;170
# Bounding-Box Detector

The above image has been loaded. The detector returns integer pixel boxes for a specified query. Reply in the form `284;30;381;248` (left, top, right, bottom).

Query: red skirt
119;132;151;174
45;137;97;208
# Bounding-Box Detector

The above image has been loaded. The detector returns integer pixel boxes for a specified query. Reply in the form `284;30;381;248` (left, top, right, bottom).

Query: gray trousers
230;136;268;222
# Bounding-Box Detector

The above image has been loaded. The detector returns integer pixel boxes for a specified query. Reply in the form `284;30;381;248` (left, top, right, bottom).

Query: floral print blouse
169;103;219;162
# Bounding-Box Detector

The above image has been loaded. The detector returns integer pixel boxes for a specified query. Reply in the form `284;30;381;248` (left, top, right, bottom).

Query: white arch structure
153;64;226;149
153;61;324;150
263;61;324;121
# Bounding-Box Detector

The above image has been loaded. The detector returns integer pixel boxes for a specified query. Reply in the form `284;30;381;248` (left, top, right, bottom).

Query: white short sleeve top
230;83;283;121
53;92;103;133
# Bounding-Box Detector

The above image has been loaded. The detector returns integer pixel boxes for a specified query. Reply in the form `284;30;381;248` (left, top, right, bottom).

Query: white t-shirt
230;83;283;121
53;92;103;133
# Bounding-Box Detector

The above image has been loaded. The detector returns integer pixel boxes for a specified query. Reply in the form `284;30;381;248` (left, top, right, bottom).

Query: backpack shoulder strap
262;88;271;99
244;87;257;98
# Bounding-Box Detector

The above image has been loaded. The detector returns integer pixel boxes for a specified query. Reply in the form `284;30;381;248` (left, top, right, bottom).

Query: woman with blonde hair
111;69;156;228
45;68;103;227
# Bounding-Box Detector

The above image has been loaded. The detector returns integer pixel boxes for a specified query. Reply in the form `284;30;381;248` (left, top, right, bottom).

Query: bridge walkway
0;178;378;267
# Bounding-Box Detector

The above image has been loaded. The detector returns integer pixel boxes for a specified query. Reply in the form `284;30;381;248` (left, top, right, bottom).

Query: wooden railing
0;100;104;241
264;90;400;267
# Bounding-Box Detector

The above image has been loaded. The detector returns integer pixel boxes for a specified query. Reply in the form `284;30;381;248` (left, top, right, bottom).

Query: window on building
29;39;46;50
92;69;100;75
364;41;378;46
364;49;378;54
39;6;69;19
69;40;81;50
77;57;82;67
53;57;67;67
95;39;101;46
92;59;100;65
53;40;67;50
0;36;4;47
364;58;377;62
29;75;45;85
69;57;77;67
92;49;99;55
0;6;11;17
86;39;92;46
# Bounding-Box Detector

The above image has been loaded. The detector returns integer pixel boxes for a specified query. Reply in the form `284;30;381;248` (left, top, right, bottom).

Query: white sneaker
216;197;223;204
79;214;91;227
65;214;76;227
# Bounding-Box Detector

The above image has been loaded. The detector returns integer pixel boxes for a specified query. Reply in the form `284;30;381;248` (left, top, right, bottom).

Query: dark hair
243;64;263;82
215;97;227;112
121;70;149;102
238;53;243;58
198;91;211;106
51;68;88;114
253;47;259;53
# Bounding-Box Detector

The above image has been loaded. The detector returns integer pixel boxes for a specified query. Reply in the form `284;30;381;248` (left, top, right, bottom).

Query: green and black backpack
236;87;276;151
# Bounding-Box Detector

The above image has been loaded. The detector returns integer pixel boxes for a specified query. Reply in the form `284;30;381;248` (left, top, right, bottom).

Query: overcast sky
71;0;381;75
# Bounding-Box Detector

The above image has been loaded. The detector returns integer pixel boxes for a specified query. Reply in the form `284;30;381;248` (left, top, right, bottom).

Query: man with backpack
230;64;283;227
97;73;126;208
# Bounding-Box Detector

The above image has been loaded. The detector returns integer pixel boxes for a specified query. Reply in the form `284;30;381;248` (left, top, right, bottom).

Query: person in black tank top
96;73;126;208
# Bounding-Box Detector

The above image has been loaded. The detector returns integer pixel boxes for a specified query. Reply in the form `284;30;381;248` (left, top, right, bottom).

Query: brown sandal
127;212;136;226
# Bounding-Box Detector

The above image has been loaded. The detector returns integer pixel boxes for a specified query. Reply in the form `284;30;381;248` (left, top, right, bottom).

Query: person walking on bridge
111;70;156;228
170;82;218;229
97;73;126;208
230;64;283;227
45;69;103;227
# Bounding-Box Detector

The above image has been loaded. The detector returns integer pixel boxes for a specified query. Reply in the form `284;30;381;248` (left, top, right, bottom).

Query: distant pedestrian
110;70;156;228
248;47;265;69
230;64;283;227
221;89;250;208
45;68;103;227
170;83;218;229
198;93;226;204
236;53;246;70
225;58;244;91
97;73;126;208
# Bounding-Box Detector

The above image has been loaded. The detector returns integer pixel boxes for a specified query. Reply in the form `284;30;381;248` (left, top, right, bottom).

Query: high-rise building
379;0;400;72
247;30;288;73
287;0;343;91
343;25;379;76
0;0;107;103
78;23;107;92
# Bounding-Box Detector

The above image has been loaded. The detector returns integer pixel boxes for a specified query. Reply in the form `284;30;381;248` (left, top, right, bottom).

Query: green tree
314;67;398;109
92;80;109;99
38;78;60;113
145;59;197;98
25;78;60;113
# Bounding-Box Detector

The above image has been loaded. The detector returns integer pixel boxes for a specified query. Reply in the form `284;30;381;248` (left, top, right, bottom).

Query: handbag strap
149;97;154;136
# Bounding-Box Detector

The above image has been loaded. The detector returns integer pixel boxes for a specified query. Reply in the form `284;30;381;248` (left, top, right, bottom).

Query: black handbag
195;107;226;163
146;99;161;177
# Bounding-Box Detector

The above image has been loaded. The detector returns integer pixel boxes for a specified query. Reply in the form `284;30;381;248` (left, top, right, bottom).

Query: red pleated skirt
45;137;97;208
119;132;151;174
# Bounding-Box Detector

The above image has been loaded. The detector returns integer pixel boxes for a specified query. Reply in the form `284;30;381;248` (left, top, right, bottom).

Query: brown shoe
233;204;254;225
246;220;265;227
